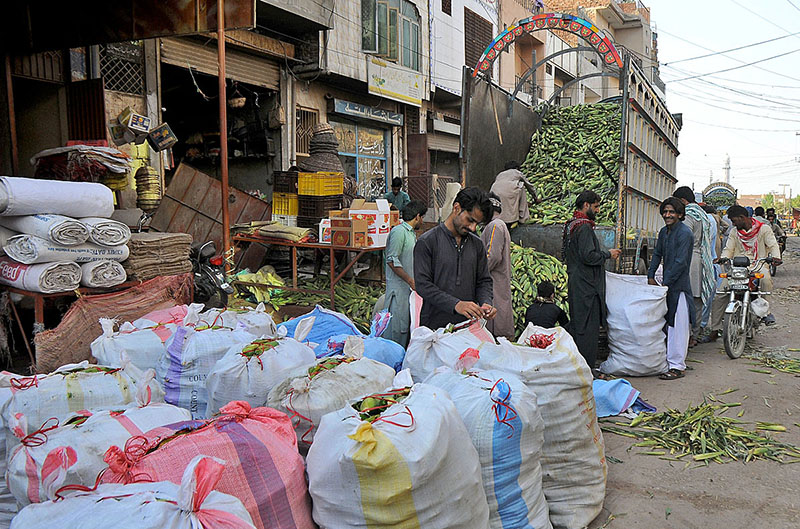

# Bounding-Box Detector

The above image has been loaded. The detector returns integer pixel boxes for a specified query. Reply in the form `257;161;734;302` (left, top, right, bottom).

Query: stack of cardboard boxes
319;199;401;248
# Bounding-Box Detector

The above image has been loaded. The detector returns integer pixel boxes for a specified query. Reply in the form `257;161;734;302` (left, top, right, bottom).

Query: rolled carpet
0;256;81;293
0;214;89;245
80;260;127;288
3;234;129;264
81;217;132;247
0;176;114;218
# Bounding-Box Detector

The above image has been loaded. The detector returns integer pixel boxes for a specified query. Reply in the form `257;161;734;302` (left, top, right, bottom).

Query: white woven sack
0;176;114;218
158;326;254;419
7;397;191;506
91;318;175;370
600;272;669;376
307;380;490;529
232;303;279;337
402;320;495;382
476;325;607;529
267;354;395;445
424;367;551;529
0;214;89;246
205;320;316;416
10;455;256;529
1;362;164;451
3;234;129;264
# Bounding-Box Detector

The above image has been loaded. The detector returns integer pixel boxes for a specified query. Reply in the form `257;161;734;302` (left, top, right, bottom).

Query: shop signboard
367;57;423;107
332;99;403;127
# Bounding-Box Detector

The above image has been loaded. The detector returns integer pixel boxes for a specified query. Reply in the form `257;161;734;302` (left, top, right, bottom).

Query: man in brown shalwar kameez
481;194;515;340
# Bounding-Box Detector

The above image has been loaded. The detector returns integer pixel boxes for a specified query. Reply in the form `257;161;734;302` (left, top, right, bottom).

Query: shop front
328;99;404;200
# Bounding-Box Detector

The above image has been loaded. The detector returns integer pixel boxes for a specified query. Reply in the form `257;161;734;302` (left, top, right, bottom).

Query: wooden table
4;281;142;366
232;234;385;310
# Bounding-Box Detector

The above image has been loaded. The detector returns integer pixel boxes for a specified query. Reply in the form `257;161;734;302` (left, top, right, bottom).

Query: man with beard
648;197;694;380
414;187;497;330
563;190;621;370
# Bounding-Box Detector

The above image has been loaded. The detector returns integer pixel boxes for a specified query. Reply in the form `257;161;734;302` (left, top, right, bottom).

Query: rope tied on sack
103;435;154;484
21;417;60;447
10;375;39;391
490;379;519;439
238;339;281;370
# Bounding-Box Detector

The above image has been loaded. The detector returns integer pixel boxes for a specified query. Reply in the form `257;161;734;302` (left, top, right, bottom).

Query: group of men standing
379;169;784;384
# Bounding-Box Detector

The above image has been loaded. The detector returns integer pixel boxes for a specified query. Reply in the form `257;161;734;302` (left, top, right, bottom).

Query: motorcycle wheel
204;290;228;309
723;306;747;359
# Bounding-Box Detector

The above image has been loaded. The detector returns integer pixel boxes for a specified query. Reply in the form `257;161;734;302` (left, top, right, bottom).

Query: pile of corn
745;346;800;375
602;399;800;465
270;277;382;333
510;244;568;336
521;103;621;226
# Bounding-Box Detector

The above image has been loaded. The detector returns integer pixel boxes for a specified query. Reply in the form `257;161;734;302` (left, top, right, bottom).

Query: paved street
590;236;800;529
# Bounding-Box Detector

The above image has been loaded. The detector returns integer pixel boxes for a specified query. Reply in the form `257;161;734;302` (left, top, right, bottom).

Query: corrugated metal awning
161;37;279;90
427;131;460;153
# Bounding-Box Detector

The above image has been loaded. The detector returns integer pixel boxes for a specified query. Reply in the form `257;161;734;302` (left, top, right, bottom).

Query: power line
662;31;800;65
787;0;800;13
666;47;800;83
682;119;800;132
729;0;800;38
656;28;800;84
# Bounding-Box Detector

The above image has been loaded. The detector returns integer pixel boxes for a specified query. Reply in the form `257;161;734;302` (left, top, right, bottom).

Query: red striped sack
101;401;314;529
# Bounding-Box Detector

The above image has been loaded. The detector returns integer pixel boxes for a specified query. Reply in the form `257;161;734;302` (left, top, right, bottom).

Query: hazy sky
645;0;800;199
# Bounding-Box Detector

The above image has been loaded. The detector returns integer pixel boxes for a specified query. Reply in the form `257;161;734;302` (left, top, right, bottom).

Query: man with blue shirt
383;177;411;213
384;200;427;346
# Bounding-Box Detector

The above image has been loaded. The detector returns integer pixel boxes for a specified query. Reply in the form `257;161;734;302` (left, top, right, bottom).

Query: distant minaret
723;154;731;184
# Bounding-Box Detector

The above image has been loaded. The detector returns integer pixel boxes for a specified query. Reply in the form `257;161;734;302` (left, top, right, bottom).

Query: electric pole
779;184;791;215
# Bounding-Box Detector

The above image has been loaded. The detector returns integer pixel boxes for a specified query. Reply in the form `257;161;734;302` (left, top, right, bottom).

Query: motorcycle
770;236;787;277
717;256;773;359
191;241;234;308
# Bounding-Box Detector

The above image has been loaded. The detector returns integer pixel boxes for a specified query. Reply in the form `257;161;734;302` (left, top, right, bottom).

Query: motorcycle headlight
730;269;748;279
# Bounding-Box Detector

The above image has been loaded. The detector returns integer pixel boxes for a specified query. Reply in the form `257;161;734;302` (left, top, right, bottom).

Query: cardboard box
318;218;332;243
147;122;178;151
349;198;391;247
117;106;152;134
331;218;369;247
390;210;401;227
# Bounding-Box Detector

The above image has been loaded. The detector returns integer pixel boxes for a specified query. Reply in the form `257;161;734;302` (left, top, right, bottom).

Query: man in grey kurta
414;187;496;330
383;200;427;347
481;194;514;340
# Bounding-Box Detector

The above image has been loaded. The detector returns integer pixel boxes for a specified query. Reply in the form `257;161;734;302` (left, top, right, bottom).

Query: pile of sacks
0;299;606;529
122;232;193;281
0;176;130;292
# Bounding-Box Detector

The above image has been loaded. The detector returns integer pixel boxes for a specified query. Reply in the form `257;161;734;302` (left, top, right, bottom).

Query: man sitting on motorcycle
767;212;786;245
714;205;782;325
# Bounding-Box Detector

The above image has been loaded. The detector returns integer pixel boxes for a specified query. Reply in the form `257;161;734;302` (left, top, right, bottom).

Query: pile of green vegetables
602;398;800;465
269;277;382;333
510;244;568;336
307;356;356;379
521;103;621;226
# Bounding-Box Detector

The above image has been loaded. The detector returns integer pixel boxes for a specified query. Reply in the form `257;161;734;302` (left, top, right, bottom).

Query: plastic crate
273;192;298;216
273;171;298;194
298;195;343;218
297;216;321;228
298;172;344;196
272;214;297;227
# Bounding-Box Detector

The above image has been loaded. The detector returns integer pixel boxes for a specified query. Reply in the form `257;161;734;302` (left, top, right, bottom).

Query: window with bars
464;8;493;71
99;42;145;95
404;105;420;135
442;0;451;16
296;108;319;156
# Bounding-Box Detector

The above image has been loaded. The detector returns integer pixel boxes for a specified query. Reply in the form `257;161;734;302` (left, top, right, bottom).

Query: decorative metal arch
473;12;624;77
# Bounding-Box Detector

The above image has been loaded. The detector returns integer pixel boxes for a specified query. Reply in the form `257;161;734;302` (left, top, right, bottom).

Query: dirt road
589;236;800;529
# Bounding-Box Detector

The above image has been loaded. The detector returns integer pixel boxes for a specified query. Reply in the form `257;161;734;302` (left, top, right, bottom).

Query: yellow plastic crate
273;192;298;216
298;172;344;196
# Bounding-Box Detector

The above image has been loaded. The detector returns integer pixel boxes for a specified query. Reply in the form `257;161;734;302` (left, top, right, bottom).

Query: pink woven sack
101;401;313;529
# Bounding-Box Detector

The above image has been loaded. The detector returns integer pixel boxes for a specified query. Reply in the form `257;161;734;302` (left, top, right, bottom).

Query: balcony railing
514;0;544;14
515;74;542;100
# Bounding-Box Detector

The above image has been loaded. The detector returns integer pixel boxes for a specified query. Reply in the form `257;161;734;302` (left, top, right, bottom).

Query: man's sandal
659;369;685;380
